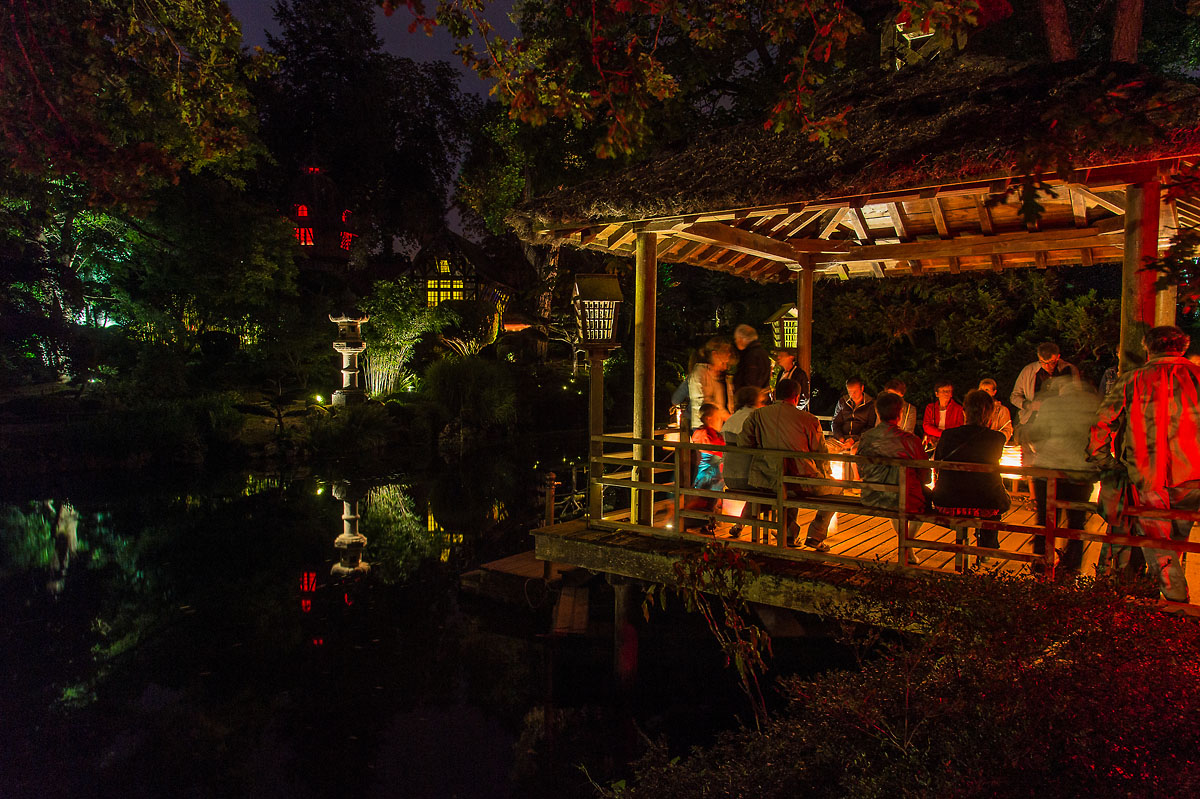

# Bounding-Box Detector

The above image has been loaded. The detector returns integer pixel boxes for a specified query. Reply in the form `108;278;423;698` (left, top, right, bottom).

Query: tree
261;0;479;252
0;0;271;207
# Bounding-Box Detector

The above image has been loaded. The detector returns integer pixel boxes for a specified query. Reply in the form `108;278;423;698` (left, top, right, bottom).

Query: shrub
306;403;397;458
421;356;517;432
617;570;1200;798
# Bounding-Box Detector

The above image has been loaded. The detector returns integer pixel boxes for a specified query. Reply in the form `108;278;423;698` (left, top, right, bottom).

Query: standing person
1010;342;1080;429
831;377;875;452
857;391;930;564
882;379;918;434
922;380;965;451
772;348;809;406
978;378;1014;443
682;403;729;533
930;389;1010;564
1022;377;1100;577
741;378;837;551
688;337;733;431
723;386;768;538
1089;326;1200;603
732;324;772;392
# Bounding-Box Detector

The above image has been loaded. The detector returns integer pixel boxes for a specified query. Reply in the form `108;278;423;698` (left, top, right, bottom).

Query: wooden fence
587;432;1200;582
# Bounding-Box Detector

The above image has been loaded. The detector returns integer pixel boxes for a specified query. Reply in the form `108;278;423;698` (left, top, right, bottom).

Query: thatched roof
507;56;1200;284
511;57;1200;235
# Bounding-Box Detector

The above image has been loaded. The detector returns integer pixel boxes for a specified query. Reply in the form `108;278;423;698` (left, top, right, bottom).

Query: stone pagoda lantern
330;313;368;406
331;481;369;578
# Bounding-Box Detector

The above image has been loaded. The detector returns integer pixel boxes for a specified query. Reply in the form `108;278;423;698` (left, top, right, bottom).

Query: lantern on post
573;275;623;521
330;312;369;406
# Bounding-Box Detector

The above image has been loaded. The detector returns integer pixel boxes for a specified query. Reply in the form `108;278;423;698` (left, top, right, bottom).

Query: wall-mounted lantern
573;274;623;351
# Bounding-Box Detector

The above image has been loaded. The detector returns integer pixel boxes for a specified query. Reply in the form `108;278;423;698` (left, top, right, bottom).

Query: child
684;403;728;533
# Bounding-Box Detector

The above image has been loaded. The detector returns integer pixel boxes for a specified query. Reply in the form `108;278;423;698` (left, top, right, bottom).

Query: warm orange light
1001;445;1022;480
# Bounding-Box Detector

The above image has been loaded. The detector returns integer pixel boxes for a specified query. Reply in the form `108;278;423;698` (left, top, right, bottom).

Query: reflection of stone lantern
573;275;623;520
331;481;369;578
330;313;368;406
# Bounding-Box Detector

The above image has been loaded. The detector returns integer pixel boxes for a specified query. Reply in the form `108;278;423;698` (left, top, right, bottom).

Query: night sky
225;0;515;97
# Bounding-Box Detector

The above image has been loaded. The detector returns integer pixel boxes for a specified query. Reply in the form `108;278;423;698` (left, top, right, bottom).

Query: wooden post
796;257;815;378
612;578;640;697
1042;477;1058;579
898;467;910;567
633;232;657;525
588;349;606;521
1120;183;1165;373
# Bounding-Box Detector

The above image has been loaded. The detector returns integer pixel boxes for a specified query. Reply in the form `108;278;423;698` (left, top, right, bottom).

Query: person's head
934;379;954;405
773;348;796;369
963;388;994;425
775;378;802;405
883;378;906;397
703;337;734;370
733;324;757;350
978;378;998;397
1036;342;1061;373
845;376;866;403
698;403;726;430
1143;325;1190;356
733;386;764;412
874;391;904;425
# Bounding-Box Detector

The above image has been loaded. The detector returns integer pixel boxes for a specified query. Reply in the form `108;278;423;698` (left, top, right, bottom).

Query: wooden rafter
819;208;850;239
1069;185;1127;215
887;202;912;240
974;196;995;235
675;221;801;264
930;198;950;238
1069;189;1088;228
812;223;1122;265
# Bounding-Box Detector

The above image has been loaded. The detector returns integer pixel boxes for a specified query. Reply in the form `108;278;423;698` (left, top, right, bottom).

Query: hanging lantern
573;274;623;349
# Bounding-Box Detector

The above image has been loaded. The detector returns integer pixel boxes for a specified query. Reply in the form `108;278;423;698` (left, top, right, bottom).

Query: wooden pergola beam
676;221;802;264
812;222;1122;264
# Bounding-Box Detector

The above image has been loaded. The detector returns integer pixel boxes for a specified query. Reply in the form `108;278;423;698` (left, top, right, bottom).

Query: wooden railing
587;432;1200;584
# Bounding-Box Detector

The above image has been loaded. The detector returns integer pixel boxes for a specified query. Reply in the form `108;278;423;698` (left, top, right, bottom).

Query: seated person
772;349;809;406
978;378;1014;443
830;376;875;452
930;389;1009;560
681;402;728;532
857;391;930;564
922;379;964;451
723;386;768;537
882;378;918;434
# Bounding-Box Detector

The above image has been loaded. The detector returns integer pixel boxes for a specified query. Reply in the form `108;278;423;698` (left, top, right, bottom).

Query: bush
306;403;398;458
618;570;1200;798
421;356;517;432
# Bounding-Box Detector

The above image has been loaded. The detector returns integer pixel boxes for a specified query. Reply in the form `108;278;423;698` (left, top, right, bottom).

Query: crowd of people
672;324;1200;602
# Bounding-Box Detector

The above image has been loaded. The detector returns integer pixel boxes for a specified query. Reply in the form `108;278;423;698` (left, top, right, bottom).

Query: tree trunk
1039;0;1077;61
1111;0;1143;63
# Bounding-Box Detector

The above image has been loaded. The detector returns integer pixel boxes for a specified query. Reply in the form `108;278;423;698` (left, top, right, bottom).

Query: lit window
340;231;354;250
296;204;308;217
295;227;314;246
341;209;351;223
426;278;465;306
305;166;320;173
427;512;442;532
438;259;451;274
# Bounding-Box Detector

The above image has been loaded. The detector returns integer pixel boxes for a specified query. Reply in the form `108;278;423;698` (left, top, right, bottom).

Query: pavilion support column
1120;183;1170;373
633;232;657;526
588;350;606;521
796;257;815;380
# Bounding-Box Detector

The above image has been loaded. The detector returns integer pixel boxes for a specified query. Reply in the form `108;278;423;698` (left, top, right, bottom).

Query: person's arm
831;399;848;439
1088;383;1125;470
922;404;940;439
996;405;1014;443
1010;366;1030;412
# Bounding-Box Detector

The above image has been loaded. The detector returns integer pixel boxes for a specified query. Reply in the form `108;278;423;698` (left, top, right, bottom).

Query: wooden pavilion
510;56;1200;614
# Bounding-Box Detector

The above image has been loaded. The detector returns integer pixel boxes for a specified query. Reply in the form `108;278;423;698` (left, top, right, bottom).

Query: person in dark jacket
831;377;875;451
733;325;772;392
931;389;1009;562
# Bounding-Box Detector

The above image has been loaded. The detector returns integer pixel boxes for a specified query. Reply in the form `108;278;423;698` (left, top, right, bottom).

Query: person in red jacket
922;380;965;451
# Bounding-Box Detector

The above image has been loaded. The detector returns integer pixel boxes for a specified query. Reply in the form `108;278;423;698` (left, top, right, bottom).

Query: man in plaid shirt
1089;326;1200;602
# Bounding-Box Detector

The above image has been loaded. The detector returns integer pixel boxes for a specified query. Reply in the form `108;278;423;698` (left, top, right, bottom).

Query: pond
1;440;845;798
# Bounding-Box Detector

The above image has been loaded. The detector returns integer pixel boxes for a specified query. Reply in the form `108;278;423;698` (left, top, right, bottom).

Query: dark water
1;442;845;798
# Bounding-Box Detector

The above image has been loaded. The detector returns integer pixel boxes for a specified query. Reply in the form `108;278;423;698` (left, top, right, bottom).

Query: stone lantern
573;274;623;520
331;480;369;578
330;313;368;406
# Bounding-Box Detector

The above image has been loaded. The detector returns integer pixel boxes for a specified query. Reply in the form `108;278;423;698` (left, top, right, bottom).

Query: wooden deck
530;495;1200;615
